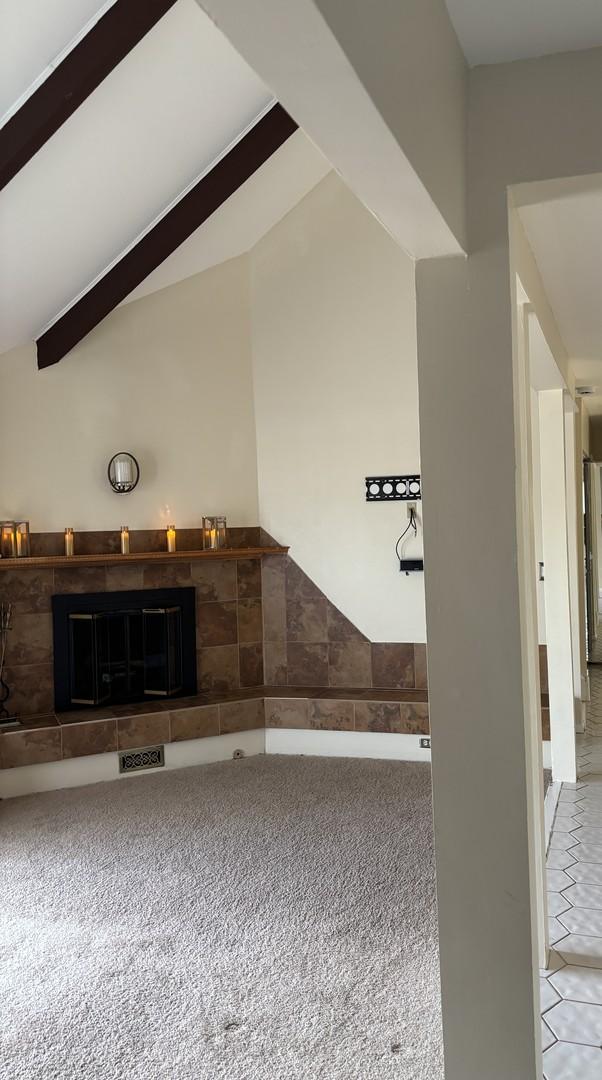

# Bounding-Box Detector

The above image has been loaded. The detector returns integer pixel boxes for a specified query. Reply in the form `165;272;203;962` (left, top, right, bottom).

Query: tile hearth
0;685;431;770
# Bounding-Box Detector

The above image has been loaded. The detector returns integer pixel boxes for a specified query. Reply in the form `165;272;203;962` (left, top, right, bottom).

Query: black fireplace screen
53;588;196;711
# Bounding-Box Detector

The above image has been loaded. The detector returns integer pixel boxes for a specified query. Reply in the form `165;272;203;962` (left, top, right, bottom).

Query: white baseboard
0;729;265;799
265;728;431;762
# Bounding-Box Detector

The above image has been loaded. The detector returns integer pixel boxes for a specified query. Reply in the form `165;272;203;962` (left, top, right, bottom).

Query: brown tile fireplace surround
0;528;550;771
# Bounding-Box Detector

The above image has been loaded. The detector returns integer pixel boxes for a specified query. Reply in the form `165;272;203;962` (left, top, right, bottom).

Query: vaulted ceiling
0;0;329;362
5;0;602;366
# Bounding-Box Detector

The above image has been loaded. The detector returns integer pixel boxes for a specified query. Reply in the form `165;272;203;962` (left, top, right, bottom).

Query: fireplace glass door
68;606;183;706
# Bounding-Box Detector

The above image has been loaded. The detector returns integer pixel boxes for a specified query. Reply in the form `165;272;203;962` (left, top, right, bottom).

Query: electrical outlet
419;737;431;749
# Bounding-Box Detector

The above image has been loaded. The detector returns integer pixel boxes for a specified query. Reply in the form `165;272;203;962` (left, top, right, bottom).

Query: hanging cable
395;507;417;571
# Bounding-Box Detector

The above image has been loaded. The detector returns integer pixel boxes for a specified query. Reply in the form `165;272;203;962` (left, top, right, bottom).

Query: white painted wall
539;389;577;782
0;256;259;532
1;174;423;648
530;388;546;642
251;172;424;642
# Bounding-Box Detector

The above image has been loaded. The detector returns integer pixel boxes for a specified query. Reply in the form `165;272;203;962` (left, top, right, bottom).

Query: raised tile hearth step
0;685;432;770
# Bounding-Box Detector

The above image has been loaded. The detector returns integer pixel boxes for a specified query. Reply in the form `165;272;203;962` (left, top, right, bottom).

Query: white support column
539;389;578;782
574;401;590;706
594;465;602;636
518;303;548;974
416;251;541;1080
564;401;586;732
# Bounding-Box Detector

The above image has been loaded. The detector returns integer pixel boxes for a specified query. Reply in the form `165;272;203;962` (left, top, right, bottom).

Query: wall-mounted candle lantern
0;522;16;559
166;525;177;553
120;526;130;555
202;516;227;550
64;528;74;557
108;452;140;494
14;521;30;558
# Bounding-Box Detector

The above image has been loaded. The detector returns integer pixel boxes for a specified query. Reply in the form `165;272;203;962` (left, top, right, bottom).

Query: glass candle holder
120;526;130;555
166;525;177;553
64;528;74;557
14;521;30;558
0;522;16;559
202;516;217;550
216;516;227;549
202;516;227;550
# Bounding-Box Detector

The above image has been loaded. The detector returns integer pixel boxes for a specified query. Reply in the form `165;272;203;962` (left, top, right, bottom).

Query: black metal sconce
108;452;140;494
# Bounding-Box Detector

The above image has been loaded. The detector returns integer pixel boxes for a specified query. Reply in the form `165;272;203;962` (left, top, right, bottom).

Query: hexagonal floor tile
548;869;576;892
550;965;602;1005
558;791;585;805
577;813;602;828
549;832;579;852
554;804;582;820
541;977;561;1012
563;882;602;910
565;862;602;886
571;843;602;864
559;907;602;938
548;891;572;917
541;950;566;978
547;850;578;871
558;934;602;968
573;827;602;844
549;917;570;946
541;1018;556;1051
545;1000;602;1045
576;797;602;813
543;1041;602;1079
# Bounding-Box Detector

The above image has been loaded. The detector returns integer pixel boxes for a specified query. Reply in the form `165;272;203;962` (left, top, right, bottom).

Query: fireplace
52;588;197;712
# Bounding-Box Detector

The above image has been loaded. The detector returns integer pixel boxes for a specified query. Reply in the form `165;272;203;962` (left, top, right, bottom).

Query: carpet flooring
0;756;443;1080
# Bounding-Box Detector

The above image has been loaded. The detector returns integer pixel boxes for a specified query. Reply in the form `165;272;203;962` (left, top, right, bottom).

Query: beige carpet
0;756;443;1080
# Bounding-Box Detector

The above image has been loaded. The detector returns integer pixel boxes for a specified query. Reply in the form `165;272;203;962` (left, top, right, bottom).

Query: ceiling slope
37;103;297;368
0;0;273;356
0;0;177;191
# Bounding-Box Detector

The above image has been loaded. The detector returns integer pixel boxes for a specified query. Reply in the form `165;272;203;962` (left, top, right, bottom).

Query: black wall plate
365;475;421;501
399;558;424;574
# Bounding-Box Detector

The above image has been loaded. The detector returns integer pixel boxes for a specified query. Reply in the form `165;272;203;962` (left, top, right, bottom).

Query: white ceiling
445;0;602;66
123;129;330;306
518;179;602;414
0;0;297;355
0;0;112;120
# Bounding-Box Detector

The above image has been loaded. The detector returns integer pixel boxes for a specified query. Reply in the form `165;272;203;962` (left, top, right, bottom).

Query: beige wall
0;256;258;532
251;172;424;641
1;176;422;643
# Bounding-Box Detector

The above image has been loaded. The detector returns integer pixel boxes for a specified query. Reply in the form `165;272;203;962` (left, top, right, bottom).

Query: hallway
542;666;602;1076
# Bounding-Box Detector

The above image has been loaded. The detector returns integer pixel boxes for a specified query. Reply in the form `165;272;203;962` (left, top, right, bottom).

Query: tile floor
541;667;602;1078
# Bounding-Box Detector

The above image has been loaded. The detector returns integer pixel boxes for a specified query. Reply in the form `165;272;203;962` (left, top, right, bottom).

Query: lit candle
64;528;74;557
166;525;176;553
14;521;30;558
1;523;16;558
114;457;133;486
120;526;130;555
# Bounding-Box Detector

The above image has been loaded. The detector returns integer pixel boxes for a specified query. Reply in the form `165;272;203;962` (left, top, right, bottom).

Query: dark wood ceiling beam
36;104;298;369
0;0;178;191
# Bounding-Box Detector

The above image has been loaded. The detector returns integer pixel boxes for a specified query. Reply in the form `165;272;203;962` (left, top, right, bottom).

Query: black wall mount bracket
365;474;421;502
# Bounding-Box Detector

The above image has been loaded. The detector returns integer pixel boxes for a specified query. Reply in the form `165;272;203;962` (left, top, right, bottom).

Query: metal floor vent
119;745;165;774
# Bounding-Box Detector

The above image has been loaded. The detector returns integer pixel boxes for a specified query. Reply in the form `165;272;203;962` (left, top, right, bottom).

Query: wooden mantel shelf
0;546;289;571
